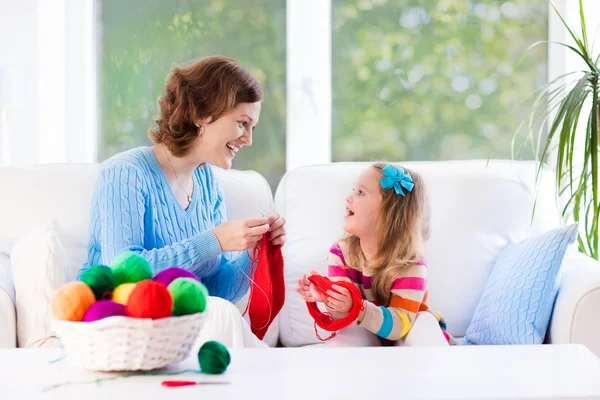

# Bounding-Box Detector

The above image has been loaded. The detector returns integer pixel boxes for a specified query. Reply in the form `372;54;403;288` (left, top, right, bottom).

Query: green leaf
515;71;581;109
533;89;571;159
556;77;589;193
573;115;593;255
585;194;595;252
520;40;594;73
590;82;599;257
567;105;580;198
578;234;588;254
579;0;589;52
547;74;590;150
550;2;591;63
513;79;578;161
531;74;592;242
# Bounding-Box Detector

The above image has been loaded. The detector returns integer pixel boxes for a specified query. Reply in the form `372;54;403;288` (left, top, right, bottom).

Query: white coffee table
1;344;599;399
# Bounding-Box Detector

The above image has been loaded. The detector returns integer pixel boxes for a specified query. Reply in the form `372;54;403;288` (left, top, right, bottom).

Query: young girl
296;162;454;347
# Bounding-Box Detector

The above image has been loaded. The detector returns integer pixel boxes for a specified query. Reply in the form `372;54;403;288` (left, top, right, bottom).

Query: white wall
286;0;331;170
0;0;39;166
0;0;96;167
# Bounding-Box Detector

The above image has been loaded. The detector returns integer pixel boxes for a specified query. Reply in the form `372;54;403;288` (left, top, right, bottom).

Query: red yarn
126;280;173;319
244;235;285;340
306;275;364;341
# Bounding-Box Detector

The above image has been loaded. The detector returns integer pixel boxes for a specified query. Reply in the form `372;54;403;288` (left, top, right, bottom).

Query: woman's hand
326;285;354;314
213;218;270;252
295;273;327;303
266;213;287;246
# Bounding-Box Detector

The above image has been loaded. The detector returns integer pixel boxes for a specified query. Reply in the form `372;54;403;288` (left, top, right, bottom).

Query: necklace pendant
187;194;192;202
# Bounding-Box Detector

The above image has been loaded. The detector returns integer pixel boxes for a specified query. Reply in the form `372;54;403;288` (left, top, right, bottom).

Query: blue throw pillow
462;223;578;345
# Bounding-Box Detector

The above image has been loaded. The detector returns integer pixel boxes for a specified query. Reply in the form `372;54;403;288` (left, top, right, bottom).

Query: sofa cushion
462;223;578;345
0;164;99;282
275;160;561;347
10;222;66;348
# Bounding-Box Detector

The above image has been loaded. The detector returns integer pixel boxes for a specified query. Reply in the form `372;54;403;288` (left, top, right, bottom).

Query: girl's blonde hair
341;162;430;306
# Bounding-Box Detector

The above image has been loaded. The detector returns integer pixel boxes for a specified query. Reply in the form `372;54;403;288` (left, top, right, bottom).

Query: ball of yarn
111;251;152;286
112;283;137;305
79;265;115;300
126;280;173;319
50;281;96;321
153;266;199;287
83;300;126;322
168;278;209;316
306;275;365;341
198;341;230;374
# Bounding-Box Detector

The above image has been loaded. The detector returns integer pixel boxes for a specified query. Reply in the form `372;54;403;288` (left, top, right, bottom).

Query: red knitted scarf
244;235;285;340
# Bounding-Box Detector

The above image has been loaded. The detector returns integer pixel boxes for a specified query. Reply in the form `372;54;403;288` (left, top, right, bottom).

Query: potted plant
516;0;599;260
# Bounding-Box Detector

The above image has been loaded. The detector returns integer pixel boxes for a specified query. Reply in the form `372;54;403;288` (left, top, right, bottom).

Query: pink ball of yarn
153;266;199;287
83;300;127;322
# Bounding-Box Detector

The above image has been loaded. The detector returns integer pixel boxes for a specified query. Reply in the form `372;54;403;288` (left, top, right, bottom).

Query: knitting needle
161;380;230;387
261;212;270;232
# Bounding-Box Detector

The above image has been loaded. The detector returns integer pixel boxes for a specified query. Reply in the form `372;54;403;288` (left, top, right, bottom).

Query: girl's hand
295;273;327;303
326;285;353;313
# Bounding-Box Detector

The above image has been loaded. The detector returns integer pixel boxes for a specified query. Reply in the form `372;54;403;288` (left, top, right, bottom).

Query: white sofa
1;160;600;354
0;164;278;347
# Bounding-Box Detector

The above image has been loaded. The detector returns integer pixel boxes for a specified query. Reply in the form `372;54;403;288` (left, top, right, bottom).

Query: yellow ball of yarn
112;283;137;305
50;281;96;321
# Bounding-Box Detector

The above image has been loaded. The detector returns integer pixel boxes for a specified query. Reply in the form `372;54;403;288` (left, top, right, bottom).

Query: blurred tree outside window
332;0;547;162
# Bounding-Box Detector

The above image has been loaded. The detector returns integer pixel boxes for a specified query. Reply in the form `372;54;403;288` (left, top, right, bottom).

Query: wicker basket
51;312;206;371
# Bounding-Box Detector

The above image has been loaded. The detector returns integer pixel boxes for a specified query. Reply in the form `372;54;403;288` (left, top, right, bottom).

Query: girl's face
344;167;383;239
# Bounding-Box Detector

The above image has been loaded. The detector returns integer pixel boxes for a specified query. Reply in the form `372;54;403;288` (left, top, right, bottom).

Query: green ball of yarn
168;278;209;316
110;251;152;287
198;341;230;374
79;265;115;300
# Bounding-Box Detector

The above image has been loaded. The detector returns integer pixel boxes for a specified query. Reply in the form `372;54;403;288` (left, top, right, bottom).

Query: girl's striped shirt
328;241;453;343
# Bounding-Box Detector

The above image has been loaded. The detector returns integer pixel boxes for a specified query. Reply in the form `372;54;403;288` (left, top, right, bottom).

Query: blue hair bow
380;164;414;196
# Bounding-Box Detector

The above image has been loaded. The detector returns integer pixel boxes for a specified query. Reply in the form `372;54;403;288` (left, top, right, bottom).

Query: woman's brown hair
148;56;264;156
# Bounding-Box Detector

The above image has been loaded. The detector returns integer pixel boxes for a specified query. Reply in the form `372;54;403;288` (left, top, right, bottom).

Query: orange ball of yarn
50;281;96;321
126;280;173;319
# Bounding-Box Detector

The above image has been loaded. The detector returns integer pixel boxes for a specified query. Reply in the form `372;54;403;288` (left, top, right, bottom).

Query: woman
79;56;287;348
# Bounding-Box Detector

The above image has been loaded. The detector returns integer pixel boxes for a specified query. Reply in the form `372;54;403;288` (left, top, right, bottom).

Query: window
98;0;550;185
331;0;548;162
98;0;286;189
